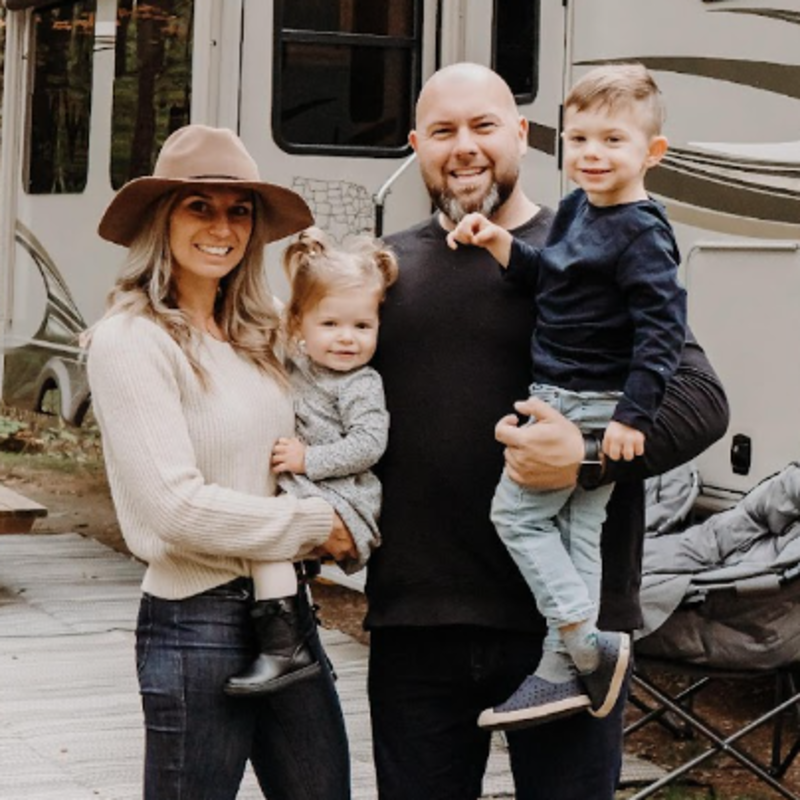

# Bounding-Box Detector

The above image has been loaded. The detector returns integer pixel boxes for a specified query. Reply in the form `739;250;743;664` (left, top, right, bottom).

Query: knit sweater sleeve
87;315;332;564
304;366;389;481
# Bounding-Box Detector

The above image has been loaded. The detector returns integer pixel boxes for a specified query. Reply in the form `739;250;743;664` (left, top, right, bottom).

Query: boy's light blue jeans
491;383;621;654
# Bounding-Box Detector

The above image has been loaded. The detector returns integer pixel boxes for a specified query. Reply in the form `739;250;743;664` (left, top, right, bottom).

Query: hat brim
98;177;314;247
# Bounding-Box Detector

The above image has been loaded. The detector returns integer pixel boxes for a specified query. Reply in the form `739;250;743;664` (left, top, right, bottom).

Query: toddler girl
225;227;398;696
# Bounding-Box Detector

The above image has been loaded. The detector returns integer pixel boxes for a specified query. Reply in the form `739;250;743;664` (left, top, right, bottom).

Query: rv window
25;1;95;195
110;0;193;189
493;0;540;103
274;0;420;156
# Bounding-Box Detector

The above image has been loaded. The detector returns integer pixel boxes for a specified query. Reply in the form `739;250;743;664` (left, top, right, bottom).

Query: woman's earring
298;339;306;352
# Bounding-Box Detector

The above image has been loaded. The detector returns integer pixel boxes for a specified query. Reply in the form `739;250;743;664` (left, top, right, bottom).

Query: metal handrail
373;153;418;236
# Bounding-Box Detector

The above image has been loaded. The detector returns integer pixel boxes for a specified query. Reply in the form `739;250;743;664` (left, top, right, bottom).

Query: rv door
237;0;433;299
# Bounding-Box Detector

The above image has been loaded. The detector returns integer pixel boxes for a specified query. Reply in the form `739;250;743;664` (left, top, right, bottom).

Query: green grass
0;404;103;471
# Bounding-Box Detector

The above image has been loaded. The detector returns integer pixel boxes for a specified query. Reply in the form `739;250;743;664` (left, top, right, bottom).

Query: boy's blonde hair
282;227;399;342
565;63;665;137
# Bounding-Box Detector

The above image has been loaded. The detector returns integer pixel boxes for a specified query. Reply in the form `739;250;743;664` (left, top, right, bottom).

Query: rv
0;0;799;505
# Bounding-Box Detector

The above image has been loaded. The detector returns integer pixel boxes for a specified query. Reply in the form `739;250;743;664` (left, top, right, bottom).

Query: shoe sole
588;633;631;719
477;694;591;732
223;662;322;697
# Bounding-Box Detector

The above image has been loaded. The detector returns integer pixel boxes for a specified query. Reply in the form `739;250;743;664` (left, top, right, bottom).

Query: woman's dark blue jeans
136;579;351;799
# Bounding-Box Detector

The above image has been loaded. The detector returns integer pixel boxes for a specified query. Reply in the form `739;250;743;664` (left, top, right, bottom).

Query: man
367;63;728;800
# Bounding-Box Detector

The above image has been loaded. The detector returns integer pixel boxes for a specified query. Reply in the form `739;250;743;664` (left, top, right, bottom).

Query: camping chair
623;463;800;798
626;652;800;798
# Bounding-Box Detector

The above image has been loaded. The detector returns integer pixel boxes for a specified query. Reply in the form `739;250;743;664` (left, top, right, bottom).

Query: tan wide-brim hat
98;124;313;247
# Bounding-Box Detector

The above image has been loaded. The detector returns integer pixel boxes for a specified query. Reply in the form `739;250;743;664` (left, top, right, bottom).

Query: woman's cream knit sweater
87;313;333;599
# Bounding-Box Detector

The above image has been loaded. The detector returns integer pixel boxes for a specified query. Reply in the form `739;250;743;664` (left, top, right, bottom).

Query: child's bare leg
252;560;298;600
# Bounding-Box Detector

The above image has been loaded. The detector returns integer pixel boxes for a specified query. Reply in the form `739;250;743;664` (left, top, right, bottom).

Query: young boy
447;63;686;730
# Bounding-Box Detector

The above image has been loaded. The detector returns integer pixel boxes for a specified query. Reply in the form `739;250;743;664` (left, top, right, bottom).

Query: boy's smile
562;102;667;207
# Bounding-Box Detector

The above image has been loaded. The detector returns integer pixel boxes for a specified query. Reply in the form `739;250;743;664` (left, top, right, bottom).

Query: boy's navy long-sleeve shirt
506;189;687;434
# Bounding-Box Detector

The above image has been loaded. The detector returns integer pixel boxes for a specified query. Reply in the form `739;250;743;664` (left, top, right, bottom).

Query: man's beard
428;176;515;225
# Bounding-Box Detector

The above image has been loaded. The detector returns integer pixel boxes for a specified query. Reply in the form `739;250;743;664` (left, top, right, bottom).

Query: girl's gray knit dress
278;353;389;573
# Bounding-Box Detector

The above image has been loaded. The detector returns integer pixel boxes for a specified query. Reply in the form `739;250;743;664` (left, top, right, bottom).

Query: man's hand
272;437;306;474
312;512;357;562
602;420;645;462
495;397;584;490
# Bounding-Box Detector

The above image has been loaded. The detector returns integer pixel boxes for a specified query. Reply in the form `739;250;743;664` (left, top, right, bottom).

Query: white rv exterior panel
686;242;800;496
568;0;800;253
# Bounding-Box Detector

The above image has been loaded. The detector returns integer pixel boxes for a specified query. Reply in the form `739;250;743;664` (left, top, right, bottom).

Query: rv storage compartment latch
730;433;752;476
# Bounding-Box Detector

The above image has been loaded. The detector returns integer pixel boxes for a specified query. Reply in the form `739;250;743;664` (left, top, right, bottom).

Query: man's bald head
409;63;532;228
415;62;519;127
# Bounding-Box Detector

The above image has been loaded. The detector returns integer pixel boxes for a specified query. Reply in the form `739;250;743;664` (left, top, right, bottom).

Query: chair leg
771;670;800;778
627;671;800;800
626;674;709;739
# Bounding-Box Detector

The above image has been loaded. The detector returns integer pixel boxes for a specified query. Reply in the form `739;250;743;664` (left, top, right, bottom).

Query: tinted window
493;0;540;103
274;0;420;156
26;1;95;194
282;0;415;36
110;0;193;188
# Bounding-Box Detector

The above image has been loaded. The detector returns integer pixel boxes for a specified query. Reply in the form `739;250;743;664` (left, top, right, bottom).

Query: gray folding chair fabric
639;461;800;670
625;463;800;798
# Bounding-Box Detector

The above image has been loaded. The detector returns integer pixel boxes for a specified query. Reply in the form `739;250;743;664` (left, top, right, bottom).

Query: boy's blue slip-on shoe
477;673;590;732
580;631;631;718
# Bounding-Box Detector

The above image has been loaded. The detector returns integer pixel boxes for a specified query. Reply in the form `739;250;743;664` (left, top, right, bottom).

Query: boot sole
224;662;322;697
477;695;590;732
587;633;631;718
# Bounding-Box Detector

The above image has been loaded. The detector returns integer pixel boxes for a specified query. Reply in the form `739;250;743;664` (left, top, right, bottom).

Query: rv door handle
730;433;751;476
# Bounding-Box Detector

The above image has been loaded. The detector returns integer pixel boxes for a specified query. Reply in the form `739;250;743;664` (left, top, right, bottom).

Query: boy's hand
446;212;494;248
445;213;512;266
602;421;645;462
272;437;306;474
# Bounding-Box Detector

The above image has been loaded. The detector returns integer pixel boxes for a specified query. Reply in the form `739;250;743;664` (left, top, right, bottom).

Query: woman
86;124;354;799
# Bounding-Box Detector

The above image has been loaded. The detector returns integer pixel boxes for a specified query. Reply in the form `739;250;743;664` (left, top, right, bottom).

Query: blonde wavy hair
84;188;286;387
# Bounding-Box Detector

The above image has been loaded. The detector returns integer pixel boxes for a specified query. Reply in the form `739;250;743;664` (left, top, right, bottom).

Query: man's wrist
578;432;605;489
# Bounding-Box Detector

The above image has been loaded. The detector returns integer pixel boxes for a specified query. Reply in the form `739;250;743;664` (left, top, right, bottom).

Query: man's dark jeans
136;579;351;799
369;625;626;800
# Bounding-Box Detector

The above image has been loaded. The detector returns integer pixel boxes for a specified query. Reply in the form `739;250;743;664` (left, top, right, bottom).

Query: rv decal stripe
3;336;85;357
660;157;800;201
576;57;800;101
527;123;558;157
648;164;800;224
667;147;800;175
709;9;800;27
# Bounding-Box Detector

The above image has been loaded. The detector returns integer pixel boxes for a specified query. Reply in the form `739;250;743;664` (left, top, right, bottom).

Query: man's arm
602;335;729;484
497;335;729;489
